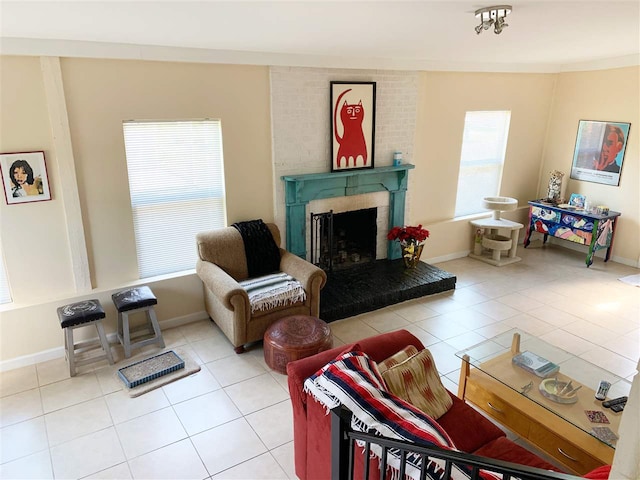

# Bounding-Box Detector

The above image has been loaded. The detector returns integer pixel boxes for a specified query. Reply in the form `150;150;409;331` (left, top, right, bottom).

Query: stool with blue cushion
57;299;114;377
112;286;165;358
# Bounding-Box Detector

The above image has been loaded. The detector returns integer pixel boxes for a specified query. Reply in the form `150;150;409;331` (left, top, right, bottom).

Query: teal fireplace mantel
281;164;415;260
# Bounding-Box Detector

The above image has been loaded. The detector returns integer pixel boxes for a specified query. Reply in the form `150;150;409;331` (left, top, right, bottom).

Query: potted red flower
387;224;430;268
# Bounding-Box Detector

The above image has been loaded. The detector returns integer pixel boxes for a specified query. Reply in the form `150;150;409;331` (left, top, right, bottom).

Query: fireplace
280;165;456;322
311;208;377;271
281;165;415;261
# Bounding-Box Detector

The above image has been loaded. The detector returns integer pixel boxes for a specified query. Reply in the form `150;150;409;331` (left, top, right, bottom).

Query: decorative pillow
377;345;419;374
381;348;453;419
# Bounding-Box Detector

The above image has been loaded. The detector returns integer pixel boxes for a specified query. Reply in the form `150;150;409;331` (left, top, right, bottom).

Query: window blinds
123;120;227;278
455;111;511;217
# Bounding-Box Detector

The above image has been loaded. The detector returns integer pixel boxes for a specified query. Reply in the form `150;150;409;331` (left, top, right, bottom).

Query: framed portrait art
0;151;52;205
570;120;631;186
330;81;376;172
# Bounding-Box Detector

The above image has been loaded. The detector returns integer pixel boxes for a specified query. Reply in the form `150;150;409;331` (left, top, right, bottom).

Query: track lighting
475;5;511;35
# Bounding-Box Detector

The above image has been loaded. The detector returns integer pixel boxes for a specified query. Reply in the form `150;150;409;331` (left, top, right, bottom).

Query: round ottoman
264;315;333;374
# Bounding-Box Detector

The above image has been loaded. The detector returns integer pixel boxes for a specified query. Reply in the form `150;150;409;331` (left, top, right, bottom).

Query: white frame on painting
570;120;631;186
0;151;52;205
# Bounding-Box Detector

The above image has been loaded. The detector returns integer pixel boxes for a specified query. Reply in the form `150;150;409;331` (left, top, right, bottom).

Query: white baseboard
425;251;470;265
0;310;209;373
546;238;640;268
426;241;640;269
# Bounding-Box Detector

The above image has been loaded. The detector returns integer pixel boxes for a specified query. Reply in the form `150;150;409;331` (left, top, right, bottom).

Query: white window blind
0;249;11;304
123;120;227;278
455;111;511;217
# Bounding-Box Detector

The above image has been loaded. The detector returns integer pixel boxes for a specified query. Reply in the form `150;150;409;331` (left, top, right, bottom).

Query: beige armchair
196;223;327;353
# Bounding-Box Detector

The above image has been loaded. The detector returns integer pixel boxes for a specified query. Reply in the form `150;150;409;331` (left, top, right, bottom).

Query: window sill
0;269;197;313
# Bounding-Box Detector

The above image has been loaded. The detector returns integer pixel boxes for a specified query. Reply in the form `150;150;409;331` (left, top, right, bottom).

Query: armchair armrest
279;250;327;292
196;259;249;310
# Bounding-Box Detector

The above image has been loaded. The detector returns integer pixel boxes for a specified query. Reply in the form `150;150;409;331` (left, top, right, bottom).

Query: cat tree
469;196;524;266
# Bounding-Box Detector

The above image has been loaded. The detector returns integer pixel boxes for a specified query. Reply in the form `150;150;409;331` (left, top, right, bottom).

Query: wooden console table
523;200;621;267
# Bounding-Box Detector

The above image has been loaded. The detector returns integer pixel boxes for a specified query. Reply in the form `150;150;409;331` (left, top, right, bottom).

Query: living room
0;2;638;479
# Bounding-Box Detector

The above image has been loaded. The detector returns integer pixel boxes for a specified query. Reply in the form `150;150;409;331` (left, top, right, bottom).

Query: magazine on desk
512;351;560;378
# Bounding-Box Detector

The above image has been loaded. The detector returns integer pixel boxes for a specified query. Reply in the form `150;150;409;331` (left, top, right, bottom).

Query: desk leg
605;218;618;262
523;208;533;248
586;232;596;267
586;249;594;267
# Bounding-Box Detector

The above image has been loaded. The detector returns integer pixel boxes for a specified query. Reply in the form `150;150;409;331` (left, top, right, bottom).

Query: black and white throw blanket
232;219;281;278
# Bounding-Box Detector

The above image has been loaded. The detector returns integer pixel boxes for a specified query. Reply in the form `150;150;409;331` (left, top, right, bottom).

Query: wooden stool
264;315;333;374
112;286;165;358
57;299;114;377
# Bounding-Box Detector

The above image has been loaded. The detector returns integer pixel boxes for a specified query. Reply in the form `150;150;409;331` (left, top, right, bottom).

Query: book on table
512;351;560;377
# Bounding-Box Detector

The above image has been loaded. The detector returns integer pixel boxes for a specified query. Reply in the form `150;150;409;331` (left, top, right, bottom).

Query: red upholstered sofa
287;329;566;480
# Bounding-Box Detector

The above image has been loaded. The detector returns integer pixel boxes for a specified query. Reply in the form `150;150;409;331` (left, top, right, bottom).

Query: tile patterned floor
1;246;638;479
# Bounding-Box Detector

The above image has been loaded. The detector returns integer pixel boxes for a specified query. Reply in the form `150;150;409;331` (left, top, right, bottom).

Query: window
123;120;227;278
0;249;11;304
454;111;511;217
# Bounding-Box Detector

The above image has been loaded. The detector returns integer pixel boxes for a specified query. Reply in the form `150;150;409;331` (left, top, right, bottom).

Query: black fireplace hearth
319;259;456;322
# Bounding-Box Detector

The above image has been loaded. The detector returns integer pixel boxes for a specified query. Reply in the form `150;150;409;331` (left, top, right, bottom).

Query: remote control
602;396;628;408
595;380;611;401
611;403;625;413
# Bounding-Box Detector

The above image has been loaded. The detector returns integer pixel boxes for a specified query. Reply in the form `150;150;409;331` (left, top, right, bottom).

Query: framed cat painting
330;81;376;172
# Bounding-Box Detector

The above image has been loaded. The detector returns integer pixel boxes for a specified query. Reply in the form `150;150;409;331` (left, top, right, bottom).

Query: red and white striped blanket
303;350;503;480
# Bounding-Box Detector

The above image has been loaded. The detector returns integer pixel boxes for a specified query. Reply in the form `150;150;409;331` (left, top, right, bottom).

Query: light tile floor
1;246;638;479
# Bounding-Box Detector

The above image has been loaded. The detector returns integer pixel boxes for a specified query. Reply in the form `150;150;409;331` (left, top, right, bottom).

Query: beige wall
61;58;274;287
413;72;557;259
0;56;75;303
0;56;273;364
541;66;640;263
0;56;638;365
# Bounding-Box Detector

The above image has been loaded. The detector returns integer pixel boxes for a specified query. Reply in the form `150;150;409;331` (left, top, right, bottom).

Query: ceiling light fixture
475;5;512;35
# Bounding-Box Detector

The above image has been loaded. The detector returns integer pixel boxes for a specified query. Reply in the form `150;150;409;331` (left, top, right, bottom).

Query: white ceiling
1;1;639;72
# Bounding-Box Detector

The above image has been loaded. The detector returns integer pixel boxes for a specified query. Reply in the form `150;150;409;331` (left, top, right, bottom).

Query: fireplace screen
310;208;377;272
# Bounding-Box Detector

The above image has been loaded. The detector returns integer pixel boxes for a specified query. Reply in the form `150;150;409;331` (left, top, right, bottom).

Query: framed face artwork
330;81;376;172
0;151;52;205
570;120;631;186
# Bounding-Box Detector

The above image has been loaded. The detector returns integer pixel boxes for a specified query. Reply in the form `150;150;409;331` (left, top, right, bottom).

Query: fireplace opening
310;208;377;272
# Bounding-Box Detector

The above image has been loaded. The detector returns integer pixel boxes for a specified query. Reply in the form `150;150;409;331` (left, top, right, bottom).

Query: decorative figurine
546;170;564;203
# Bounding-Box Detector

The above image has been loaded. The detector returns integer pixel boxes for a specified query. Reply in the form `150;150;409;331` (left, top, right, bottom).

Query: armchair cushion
239;272;306;313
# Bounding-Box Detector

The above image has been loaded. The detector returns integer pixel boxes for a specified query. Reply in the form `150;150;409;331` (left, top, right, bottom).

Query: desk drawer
528;423;603;475
465;381;530;437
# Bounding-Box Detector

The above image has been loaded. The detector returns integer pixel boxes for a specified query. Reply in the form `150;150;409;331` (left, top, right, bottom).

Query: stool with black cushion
112;286;165;358
57;299;114;377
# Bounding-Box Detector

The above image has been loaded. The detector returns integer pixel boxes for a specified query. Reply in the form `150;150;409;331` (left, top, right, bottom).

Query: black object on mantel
319;259;456;322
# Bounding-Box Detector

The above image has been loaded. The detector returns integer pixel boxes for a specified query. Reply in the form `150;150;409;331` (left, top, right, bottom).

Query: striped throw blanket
239;272;306;313
303;351;502;480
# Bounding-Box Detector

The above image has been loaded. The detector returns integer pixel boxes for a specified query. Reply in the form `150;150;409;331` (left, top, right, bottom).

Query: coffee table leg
511;332;521;355
458;354;471;399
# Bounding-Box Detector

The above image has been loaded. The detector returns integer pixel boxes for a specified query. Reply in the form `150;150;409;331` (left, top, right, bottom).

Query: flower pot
401;243;424;269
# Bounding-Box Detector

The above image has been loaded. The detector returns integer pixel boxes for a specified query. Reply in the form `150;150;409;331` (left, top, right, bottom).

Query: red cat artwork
334;88;367;168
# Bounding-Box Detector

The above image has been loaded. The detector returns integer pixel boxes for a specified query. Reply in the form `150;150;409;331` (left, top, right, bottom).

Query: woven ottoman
264;315;333;374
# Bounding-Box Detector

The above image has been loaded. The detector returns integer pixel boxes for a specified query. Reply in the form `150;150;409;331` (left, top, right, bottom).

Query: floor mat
618;274;640;287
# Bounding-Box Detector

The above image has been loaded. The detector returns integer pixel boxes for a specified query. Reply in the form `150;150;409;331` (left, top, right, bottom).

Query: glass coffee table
456;329;631;475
